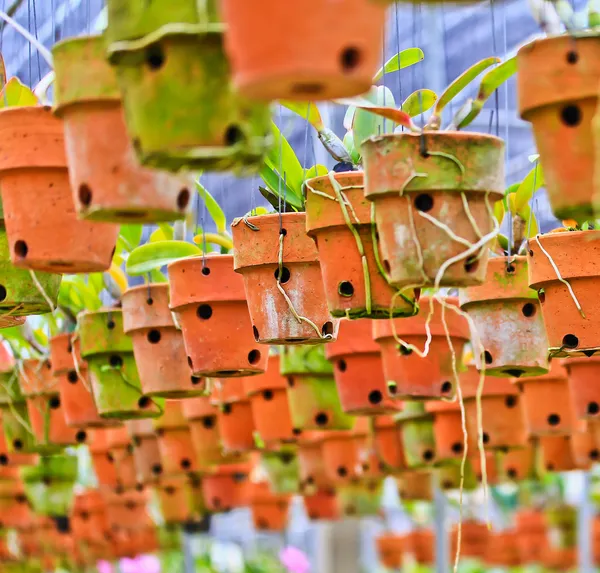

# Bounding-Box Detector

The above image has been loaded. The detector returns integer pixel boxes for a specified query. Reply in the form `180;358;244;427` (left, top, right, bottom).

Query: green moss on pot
337;479;383;517
280;345;334;376
261;447;300;494
78;309;133;357
1;402;63;455
0;368;23;405
399;402;436;469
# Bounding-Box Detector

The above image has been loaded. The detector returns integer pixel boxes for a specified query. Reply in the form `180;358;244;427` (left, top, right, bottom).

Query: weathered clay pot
212;377;255;453
426;399;465;463
362;131;504;288
372;415;406;472
168;254;268;377
232;212;337;344
484;530;520;568
460;255;549;377
376;533;404;569
564;355;600;420
122;284;203;398
18;359;56;397
500;442;537;481
570;420;598;469
259;447;300;494
450;520;489;560
515;509;548;564
156;478;198;524
0;478;33;529
281;344;354;431
470;451;500;486
106;427;138;491
89;429;120;489
402;529;434;566
302;488;339;521
126;420;162;485
373;296;470;400
1;400;43;455
437;460;478;492
153;401;198;474
26;394;84;448
201;463;251;512
305;171;418;319
104;489;153;530
71;490;109;544
397;402;437;468
320;418;369;483
249;481;290;531
0;418;37;467
540;435;577;472
337;478;383;517
326;318;399;415
296;432;331;493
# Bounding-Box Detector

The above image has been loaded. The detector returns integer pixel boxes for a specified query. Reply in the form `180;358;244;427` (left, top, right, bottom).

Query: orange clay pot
127;421;162;485
0;484;33;529
122;284;203;398
26;394;85;448
544;547;577;570
565;355;600;419
518;34;600;222
462;365;528;451
201;463;251;512
484;530;520;568
460;255;549;377
53;35;191;223
372;415;406;472
168;254;268;377
469;451;500;486
72;490;109;544
105;489;153;530
232;212;337;344
396;471;433;502
302;488;339;521
571;420;598;468
373;297;470;400
243;355;295;446
49;333;82;376
426;399;465;462
297;432;331;492
500;442;537;481
320;419;369;483
376;533;404;569
18;358;56;397
220;0;385;101
250;482;290;531
528;230;600;357
0;106;119;272
106;429;138;491
153;401;198;474
305;171;418;319
156;478;195;524
540;435;577;472
450;520;489;560
515;510;548;564
516;360;574;437
362;131;504;288
325;318;399;415
0;424;37;467
212;378;255;453
90;430;120;489
402;529;434;566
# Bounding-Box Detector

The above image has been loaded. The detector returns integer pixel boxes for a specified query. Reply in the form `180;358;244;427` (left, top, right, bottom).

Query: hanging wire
394;2;402;105
31;0;41;82
27;0;32;87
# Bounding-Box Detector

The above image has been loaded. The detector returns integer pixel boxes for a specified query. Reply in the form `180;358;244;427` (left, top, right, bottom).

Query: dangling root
70;332;92;394
461;192;483;239
231;216;260;232
29;270;55;313
389;294;436;358
417;211;474;248
424;151;465;179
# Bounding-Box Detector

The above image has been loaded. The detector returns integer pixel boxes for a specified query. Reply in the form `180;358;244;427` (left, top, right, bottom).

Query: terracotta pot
460;255;549;377
90;430;120;489
0;106;119;272
450;520;488;560
212;378;256;453
426;399;465;462
260;447;300;494
232;212;337;344
470;451;500;486
320;419;369;483
376;533;403;569
373;296;470;400
565;355;600;420
281;344;354;431
156;478;195;525
518;35;600;222
244;355;295;446
72;490;109;544
398;402;437;468
296;432;331;492
337;478;383;517
18;359;56;397
528;230;600;357
500;442;537;481
122;284;203;398
462;365;528;451
0;420;37;466
372;415;406;472
104;489;153;530
1;401;41;455
154;401;198;474
26;394;84;448
305;171;418;319
302;488;339;521
362;131;504;288
402;529;434;566
540;435;577;472
516;360;574;437
79;309;163;419
437;460;478;492
570;420;598;469
325;319;399;415
0;480;33;529
126;421;162;485
168;254;268;377
484;530;520;568
544;547;577;570
201;463;251;512
53;35;191;222
106;428;138;491
515;509;548;564
182;397;228;469
249;482;290;531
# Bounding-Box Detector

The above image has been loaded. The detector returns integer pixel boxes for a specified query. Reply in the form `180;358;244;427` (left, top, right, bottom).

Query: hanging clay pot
470;451;500;486
540;435;577;473
79;309;163;419
232;212;337;344
450;520;489;561
168;254;268;377
426;399;466;463
201;463;251;512
565;355;600;420
376;533;404;570
500;442;537;481
156;478;197;525
259;447;300;494
320;419;369;483
397;402;437;468
570;420;598;469
462;365;528;451
89;429;120;489
0;106;119;273
518;35;600;222
106;427;139;491
437;460;478;492
249;481;290;532
104;489;153;530
122;284;203;398
18;358;56;397
244;354;296;447
153;401;198;474
296;432;331;493
305;172;418;319
53;35;191;223
302;488;339;521
528;230;600;357
0;477;33;529
515;510;548;565
1;400;40;455
281;344;354;431
337;478;383;518
545;503;577;550
516;360;574;437
460;255;549;377
71;490;109;545
402;529;434;566
212;377;256;453
373;296;470;400
372;415;406;472
0;419;36;467
362;132;504;288
25;394;85;449
544;547;577;571
126;420;162;485
484;530;520;569
326;318;399;415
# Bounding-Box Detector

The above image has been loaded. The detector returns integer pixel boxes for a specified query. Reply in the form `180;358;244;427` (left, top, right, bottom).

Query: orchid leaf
518;203;539;238
258;185;301;213
352;86;400;153
88;273;104;296
195;181;227;234
342;131;360;165
373;48;424;82
343;105;356;131
0;54;6;92
0;77;37;107
149;224;174;243
280;101;324;132
305;164;329;180
493;198;505;226
265;121;304;198
515;162;544;213
401;89;437;118
126;241;201;276
118;224;143;252
258;164;303;210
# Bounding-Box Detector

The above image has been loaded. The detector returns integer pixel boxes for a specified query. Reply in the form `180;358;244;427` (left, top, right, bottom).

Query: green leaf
0;77;38;107
343;105;356;131
118;224;143;252
265;122;304;199
518;203;539;239
258;164;303;211
515;162;544;213
401;89;437;117
373;47;425;82
149;224;174;243
0;54;6;93
352;86;397;153
342;132;360;165
493;198;505;226
32;328;48;349
150;269;168;283
280;101;324;132
195;181;227;234
258;186;300;213
305;164;329;180
126;241;201;276
87;273;104;296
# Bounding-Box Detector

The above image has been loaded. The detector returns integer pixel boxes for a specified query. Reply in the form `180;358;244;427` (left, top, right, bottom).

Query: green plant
530;0;600;31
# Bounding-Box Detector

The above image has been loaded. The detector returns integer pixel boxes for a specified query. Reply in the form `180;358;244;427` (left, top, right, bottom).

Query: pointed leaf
149;224;174;243
493;198;505;226
258;165;303;210
0;77;38;107
258;185;300;213
87;273;104;296
343;106;356;131
118;224;143;252
305;164;329;180
343;131;360;165
195;181;227;234
518;203;539;239
401;89;437;117
0;54;6;92
126;241;201;276
265;122;304;199
352;86;401;153
280;101;324;132
373;48;425;82
515;162;544;213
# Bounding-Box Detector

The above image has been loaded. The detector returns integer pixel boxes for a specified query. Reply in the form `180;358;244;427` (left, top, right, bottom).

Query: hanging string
200;175;207;266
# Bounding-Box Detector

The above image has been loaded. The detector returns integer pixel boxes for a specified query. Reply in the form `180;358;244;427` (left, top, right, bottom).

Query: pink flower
119;555;160;573
97;561;113;573
280;546;310;573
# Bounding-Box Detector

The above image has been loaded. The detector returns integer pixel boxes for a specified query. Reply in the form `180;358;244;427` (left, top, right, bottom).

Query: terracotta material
460;255;549;377
232;212;337;344
122;284;203;398
49;333;81;376
438;459;479;492
425;399;466;462
244;355;295;446
515;510;548;564
302;488;339;521
362;131;504;288
249;482;290;531
516;360;574;437
402;529;434;566
484;530;520;568
338;476;383;518
528;230;600;357
127;422;162;485
0;421;37;467
260;447;300;494
106;428;138;490
500;443;537;481
320;419;369;483
373;297;469;400
462;365;528;451
89;430;120;489
470;451;500;486
376;533;403;569
182;397;228;469
1;400;39;455
154;401;198;474
372;415;406;471
212;378;256;453
296;432;331;492
18;358;56;397
26;394;84;448
104;489;153;530
570;420;598;469
450;520;489;560
168;254;267;377
518;35;600;222
0;106;119;272
540;435;577;472
201;463;251;512
326;318;399;415
0;480;33;529
565;355;600;420
397;402;437;468
156;478;195;524
305;171;418;319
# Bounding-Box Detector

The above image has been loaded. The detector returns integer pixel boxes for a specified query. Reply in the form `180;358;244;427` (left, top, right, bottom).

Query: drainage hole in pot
484;351;493;365
146;297;154;306
180;458;191;470
187;356;193;368
414;194;433;212
78;184;92;207
482;432;490;444
0;285;6;302
49;396;61;409
0;455;7;466
177;188;190;210
547;413;561;426
256;518;269;530
224;124;244;146
248;349;261;365
76;431;87;443
262;389;274;401
201;416;215;429
292;428;302;436
345;505;356;516
387;381;398;395
588;402;600;415
547;463;555;471
383;259;391;274
440;381;452;394
135;483;144;492
133;437;141;447
107;319;116;330
337;359;347;372
146;44;165;70
338;281;354;297
451;442;463;454
507;467;517;479
464;256;479;273
42;477;52;486
368;390;382;405
147;329;161;344
253;326;259;341
322;321;334;337
280;452;294;464
67;370;78;384
398;344;413;356
138;396;151;409
156;428;165;438
13;439;22;450
505;395;518;408
340;46;361;72
562;334;579;349
441;480;453;490
590;449;599;460
560;104;582;127
221;403;232;415
14;240;27;258
152;464;163;475
106;452;114;462
291;83;324;96
201;266;211;276
315;412;329;426
274;266;291;284
505;369;525;378
337;466;348;478
287;377;295;388
109;355;123;368
422;449;434;462
566;50;579;64
522;302;536;317
197;304;213;320
191;376;202;385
